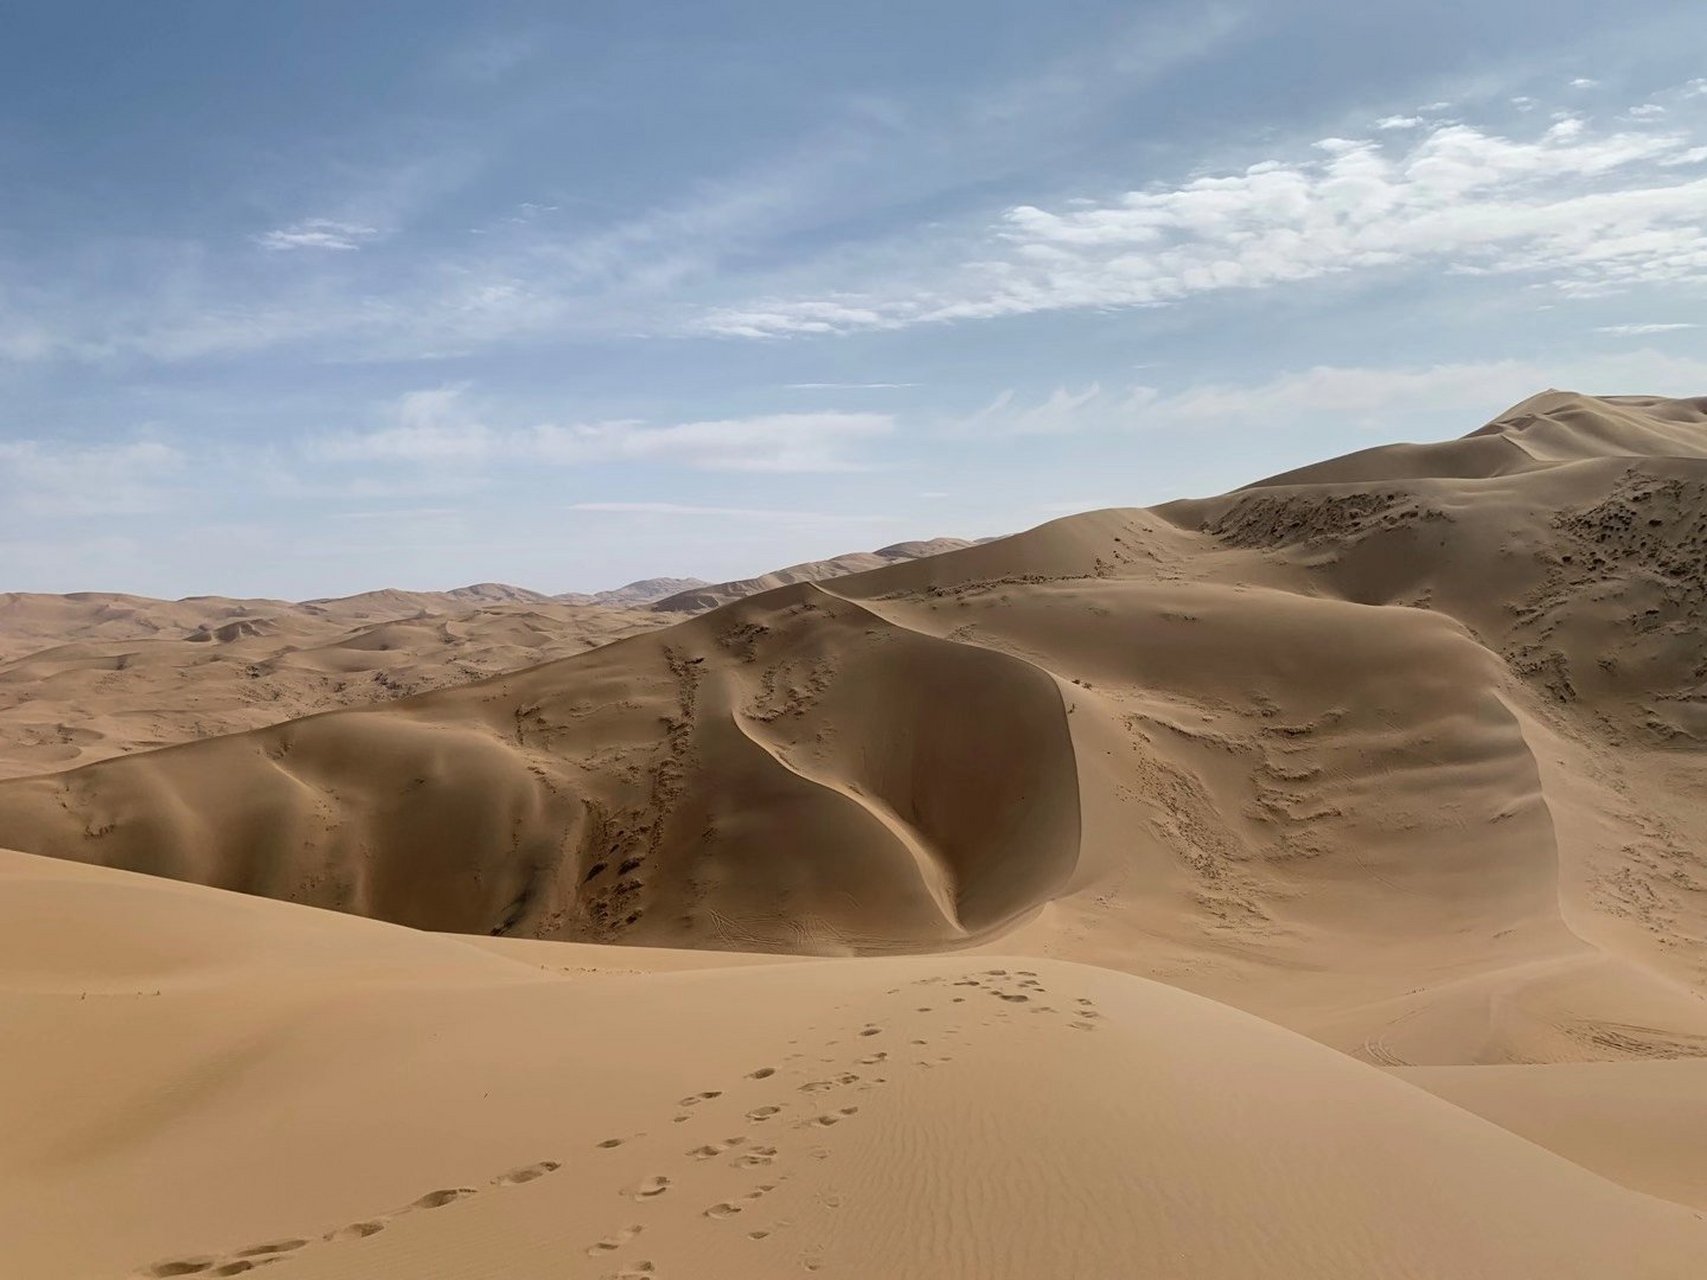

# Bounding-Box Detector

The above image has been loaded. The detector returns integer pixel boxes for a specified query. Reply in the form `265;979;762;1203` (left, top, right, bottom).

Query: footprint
212;1264;256;1277
734;1145;778;1168
147;1264;214;1278
632;1175;671;1199
598;1137;626;1149
1072;1020;1096;1031
748;1230;771;1240
235;1241;308;1259
747;1067;777;1079
679;1091;722;1106
612;1264;656;1279
494;1160;561;1185
690;1137;746;1160
412;1188;475;1210
746;1105;783;1122
326;1221;384;1242
858;1027;882;1038
704;1202;743;1219
858;1052;887;1065
586;1225;643;1255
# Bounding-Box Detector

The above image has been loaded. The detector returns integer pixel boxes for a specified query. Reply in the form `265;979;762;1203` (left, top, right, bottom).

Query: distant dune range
6;390;1707;1279
1;391;1705;1072
0;542;965;779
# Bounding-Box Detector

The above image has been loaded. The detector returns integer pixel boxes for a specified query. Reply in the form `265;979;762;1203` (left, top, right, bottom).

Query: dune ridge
1;392;1704;1070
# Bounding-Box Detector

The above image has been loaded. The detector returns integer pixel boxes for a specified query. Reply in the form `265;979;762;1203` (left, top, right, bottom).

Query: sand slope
5;848;1706;1280
1;391;1703;1074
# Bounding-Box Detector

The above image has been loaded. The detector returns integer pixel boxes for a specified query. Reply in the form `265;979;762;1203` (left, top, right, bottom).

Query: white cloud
1569;78;1600;89
704;109;1707;337
567;502;889;522
531;412;892;472
1375;115;1426;130
962;384;1118;437
1594;322;1699;335
962;351;1707;436
0;438;183;516
255;219;382;251
1626;104;1668;121
784;382;919;390
314;388;892;473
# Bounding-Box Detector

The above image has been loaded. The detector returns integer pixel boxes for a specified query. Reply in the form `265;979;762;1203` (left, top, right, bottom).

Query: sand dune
0;593;667;779
4;389;1707;1276
650;537;980;611
3;393;1701;1055
0;543;984;780
6;848;1706;1280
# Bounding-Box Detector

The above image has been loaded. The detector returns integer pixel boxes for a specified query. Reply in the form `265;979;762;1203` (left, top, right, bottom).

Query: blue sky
3;0;1706;598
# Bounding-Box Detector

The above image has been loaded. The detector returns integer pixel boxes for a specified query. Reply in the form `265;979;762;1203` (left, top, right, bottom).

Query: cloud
703;108;1707;337
962;384;1116;437
963;351;1707;435
1594;322;1698;335
0;438;183;517
1569;78;1600;89
1375;116;1426;130
1626;104;1668;121
531;412;892;472
783;382;919;390
567;502;890;522
314;388;892;473
255;219;382;251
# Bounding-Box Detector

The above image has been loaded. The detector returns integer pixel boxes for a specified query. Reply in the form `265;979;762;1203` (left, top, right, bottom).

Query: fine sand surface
7;848;1707;1280
3;389;1706;1276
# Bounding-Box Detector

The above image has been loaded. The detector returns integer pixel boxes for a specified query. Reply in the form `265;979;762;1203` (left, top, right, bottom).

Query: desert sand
0;538;961;780
3;389;1706;1278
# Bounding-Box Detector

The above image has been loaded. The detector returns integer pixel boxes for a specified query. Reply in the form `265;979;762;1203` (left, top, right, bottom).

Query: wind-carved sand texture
3;391;1707;1278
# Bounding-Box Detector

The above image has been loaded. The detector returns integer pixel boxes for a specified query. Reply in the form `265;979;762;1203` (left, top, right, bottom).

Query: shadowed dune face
0;390;1704;1063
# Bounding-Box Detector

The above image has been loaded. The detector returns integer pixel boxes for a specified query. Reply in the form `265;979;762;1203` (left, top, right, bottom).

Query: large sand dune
6;848;1707;1280
5;390;1707;1276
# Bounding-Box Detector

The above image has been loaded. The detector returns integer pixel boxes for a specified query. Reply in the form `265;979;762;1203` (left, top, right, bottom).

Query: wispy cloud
313;388;893;473
255;219;382;252
961;350;1707;436
1594;321;1698;335
0;438;183;516
783;382;919;390
567;501;890;522
704;105;1707;337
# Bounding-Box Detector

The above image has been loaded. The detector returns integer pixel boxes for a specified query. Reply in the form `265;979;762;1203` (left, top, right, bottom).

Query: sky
3;0;1706;598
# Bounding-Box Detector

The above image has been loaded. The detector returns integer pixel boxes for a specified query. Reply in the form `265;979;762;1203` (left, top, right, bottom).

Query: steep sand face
7;849;1707;1280
0;391;1703;1070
